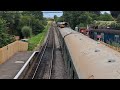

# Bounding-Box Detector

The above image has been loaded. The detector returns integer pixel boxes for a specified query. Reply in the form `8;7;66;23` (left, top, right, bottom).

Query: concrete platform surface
0;51;33;79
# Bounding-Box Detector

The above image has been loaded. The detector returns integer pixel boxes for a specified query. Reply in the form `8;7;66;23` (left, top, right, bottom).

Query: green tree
0;18;15;48
63;11;84;29
54;15;58;22
42;18;47;26
19;15;32;27
87;12;99;20
0;11;21;36
110;11;120;18
31;19;44;35
56;16;64;22
117;14;120;23
79;12;92;26
98;12;114;21
21;11;43;20
0;12;15;34
89;11;100;15
21;26;32;38
30;11;43;20
0;11;47;39
63;11;93;29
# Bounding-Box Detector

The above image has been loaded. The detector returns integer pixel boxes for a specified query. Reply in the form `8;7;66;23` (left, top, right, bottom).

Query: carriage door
94;32;97;40
101;33;104;42
115;35;119;46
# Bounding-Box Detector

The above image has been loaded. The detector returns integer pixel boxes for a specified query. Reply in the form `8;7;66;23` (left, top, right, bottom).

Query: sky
101;11;110;14
42;11;110;18
42;11;63;18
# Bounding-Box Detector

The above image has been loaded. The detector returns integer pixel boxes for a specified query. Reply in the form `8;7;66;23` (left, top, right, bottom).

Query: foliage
89;11;100;15
110;22;120;30
63;11;100;29
54;15;58;21
78;23;86;29
21;26;32;38
56;16;64;22
21;11;43;20
19;11;45;35
31;19;45;35
42;18;47;26
0;11;21;35
115;23;120;30
62;11;116;29
0;11;47;48
98;12;114;21
87;12;99;20
0;11;46;37
28;23;50;50
63;11;83;29
110;11;120;18
117;14;120;23
79;12;93;26
0;18;15;48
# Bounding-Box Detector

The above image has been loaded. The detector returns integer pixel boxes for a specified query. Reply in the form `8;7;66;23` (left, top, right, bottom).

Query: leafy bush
110;22;117;29
77;23;87;29
42;18;47;26
32;19;45;35
117;14;120;23
0;18;15;48
110;22;120;30
98;13;114;21
116;23;120;30
21;26;32;38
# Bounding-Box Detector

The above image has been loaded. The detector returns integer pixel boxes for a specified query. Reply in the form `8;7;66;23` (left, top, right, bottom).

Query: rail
14;25;51;79
32;26;55;79
32;39;48;79
13;51;39;79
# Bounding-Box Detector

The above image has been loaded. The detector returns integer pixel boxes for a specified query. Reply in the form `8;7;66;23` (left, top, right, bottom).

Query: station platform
0;51;33;79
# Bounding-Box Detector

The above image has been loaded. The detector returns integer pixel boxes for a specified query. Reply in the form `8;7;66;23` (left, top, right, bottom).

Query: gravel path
51;27;70;79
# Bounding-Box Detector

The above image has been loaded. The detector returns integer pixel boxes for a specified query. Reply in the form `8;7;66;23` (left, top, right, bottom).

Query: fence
0;41;28;64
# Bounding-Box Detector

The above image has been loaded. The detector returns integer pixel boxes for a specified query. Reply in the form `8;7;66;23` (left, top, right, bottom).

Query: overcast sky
43;11;110;18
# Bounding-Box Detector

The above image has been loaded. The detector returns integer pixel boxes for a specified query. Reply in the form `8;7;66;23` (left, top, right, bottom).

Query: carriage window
115;35;119;43
101;33;104;41
94;32;97;40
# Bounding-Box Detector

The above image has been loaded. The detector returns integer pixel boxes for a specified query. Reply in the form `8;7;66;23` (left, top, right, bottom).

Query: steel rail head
13;51;38;79
32;37;49;79
32;27;51;79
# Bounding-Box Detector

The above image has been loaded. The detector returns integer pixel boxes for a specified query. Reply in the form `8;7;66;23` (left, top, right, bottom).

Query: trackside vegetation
28;22;51;51
0;11;47;48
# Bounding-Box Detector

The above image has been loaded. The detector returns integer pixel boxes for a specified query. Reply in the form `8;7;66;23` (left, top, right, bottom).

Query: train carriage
57;22;69;28
56;27;79;79
56;26;120;79
89;29;120;45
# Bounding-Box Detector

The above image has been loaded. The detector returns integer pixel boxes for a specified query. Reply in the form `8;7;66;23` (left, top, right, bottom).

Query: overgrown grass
28;23;51;51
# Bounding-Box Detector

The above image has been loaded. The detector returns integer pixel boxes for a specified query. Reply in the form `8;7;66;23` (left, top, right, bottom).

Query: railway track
25;26;55;79
14;23;68;79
